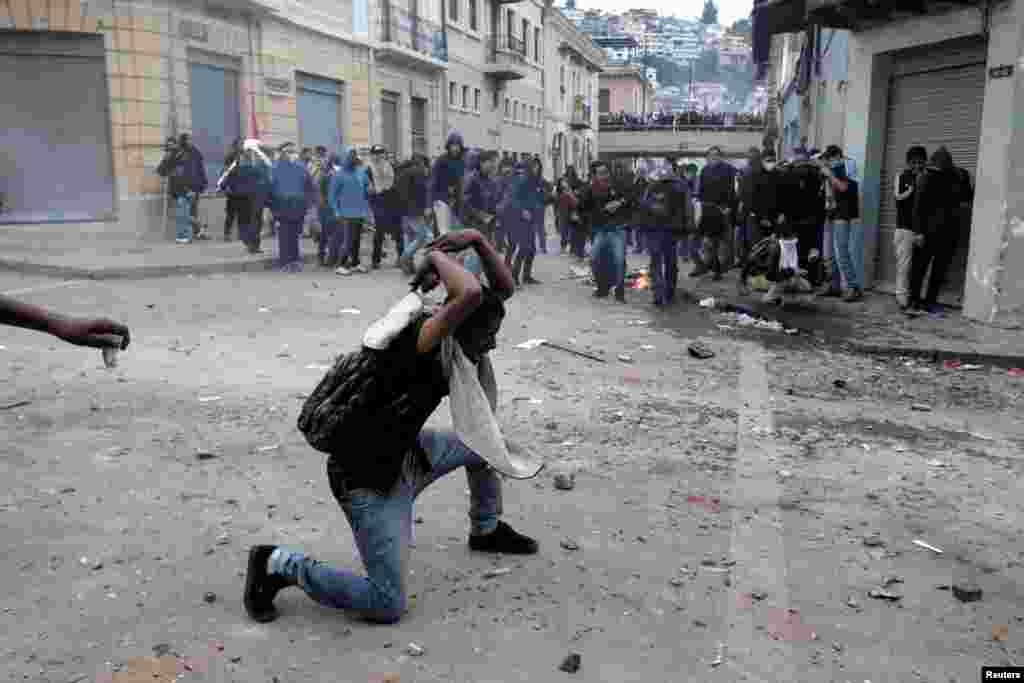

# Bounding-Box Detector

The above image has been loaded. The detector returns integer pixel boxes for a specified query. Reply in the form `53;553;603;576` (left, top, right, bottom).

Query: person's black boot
614;287;626;303
243;545;291;623
469;521;539;555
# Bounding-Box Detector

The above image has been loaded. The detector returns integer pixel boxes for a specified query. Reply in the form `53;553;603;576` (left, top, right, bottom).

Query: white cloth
433;200;452;234
368;158;395;193
363;292;427;350
440;336;543;480
779;237;800;272
362;291;543;480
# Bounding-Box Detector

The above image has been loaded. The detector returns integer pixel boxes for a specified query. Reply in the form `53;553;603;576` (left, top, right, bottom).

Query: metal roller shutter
297;74;343;156
189;60;241;187
876;38;986;305
0;33;115;223
381;92;400;156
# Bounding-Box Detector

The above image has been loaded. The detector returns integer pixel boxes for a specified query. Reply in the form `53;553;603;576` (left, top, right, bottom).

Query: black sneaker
593;289;609;298
243;545;290;623
469;521;538;555
614;289;626;303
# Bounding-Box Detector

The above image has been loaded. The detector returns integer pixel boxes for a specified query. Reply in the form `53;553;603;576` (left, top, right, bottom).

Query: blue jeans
591;227;626;293
269;429;502;624
829;219;862;291
174;195;193;241
317;208;335;261
401;216;431;259
647;230;678;303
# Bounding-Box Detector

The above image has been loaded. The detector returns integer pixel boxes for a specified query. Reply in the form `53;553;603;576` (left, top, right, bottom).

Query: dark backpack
297;348;385;454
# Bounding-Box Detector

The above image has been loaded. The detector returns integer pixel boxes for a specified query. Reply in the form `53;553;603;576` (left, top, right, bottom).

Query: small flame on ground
632;273;651;289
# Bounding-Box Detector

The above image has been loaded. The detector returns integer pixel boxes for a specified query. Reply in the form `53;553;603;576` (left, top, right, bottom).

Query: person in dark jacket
693;146;737;279
316;154;343;267
396;155;433;274
222;140;273;255
818;147;863;301
270;142;314;272
636;167;692;306
557;176;585;261
893;145;928;309
494;157;516;254
220;138;244;241
243;229;538;627
907;146;973;314
558;166;583;253
367;145;402;269
779;156;827;287
157;133;208;243
505;157;547;286
746;149;785;254
431;132;468;234
462;151;501;277
735;147;762;266
579;160;632;302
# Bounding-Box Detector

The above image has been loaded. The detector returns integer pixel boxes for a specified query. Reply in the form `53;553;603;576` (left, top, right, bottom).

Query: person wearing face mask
817;146;862;301
221;139;273;255
505;158;547;286
578;160;632;302
270;142;314;272
893;146;928;311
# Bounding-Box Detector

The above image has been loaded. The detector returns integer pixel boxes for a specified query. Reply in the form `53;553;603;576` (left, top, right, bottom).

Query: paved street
2;256;1023;683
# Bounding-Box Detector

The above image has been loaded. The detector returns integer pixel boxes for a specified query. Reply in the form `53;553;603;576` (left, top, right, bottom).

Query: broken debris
0;400;32;411
688;343;715;360
203;592;217;604
558;653;581;673
406;643;425;657
553;473;576;491
868;588;902;601
195;451;218;461
912;539;943;554
952;582;983;603
862;533;886;548
560;539;580;551
482;568;512;579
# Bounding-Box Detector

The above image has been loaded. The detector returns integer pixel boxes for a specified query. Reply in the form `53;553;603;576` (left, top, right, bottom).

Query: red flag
249;93;260;140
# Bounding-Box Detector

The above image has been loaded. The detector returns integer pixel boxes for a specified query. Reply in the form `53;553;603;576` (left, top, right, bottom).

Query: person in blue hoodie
505;157;547;286
270;142;314;272
431;132;467;234
328;146;372;275
461;150;500;277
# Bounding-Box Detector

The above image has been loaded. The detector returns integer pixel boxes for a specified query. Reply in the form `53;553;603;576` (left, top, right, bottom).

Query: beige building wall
3;0;372;240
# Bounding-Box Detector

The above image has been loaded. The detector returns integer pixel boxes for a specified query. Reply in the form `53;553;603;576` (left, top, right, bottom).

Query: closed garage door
876;38;986;305
0;33;115;223
189;52;241;187
297;74;343;156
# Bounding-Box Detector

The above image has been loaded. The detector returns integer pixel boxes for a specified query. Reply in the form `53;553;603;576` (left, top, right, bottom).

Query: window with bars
468;0;478;31
462;85;469;109
505;97;510;118
534;27;540;62
448;0;458;24
474;88;481;112
449;81;457;108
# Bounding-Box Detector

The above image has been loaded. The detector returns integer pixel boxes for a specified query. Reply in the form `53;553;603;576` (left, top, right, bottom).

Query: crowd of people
599;110;766;130
155;128;972;316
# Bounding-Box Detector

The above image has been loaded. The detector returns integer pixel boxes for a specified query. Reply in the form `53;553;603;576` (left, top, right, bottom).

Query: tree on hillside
701;0;718;25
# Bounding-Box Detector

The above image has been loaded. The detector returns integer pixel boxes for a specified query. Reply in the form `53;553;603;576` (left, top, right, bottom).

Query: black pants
570;222;587;259
908;223;957;307
224;195;246;239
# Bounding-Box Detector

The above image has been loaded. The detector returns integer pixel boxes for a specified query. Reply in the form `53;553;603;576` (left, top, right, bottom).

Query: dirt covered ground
1;261;1022;683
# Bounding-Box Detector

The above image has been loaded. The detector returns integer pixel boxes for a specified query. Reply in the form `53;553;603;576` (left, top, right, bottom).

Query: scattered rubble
553;473;576;491
952;582;983;603
558;653;581;673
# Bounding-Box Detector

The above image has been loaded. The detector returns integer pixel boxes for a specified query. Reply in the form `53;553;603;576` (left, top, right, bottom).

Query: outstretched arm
0;295;130;349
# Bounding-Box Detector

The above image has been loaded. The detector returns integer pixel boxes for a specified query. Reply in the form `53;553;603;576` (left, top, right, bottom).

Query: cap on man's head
707;146;723;156
315;145;327;154
278;142;296;152
370;144;387;155
824;144;843;159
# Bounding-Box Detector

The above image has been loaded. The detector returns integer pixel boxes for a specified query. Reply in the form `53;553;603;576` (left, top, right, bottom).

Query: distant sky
574;0;753;26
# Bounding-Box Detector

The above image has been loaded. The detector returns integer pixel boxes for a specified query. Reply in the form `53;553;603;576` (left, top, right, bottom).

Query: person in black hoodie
220;138;244;241
693;146;737;280
636;167;692;306
908;146;973;314
578;160;633;302
745;149;785;259
893;146;927;310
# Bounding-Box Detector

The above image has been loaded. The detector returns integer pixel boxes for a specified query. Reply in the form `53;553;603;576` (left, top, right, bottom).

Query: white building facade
543;1;603;180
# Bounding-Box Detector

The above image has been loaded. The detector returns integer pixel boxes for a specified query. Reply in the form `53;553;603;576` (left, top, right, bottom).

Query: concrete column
988;0;1024;326
963;0;1024;325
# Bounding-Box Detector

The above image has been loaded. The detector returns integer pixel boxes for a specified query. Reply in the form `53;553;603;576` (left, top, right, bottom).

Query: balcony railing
570;103;592;128
378;1;447;62
489;33;527;61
